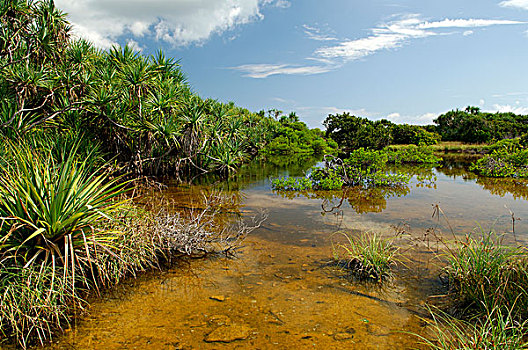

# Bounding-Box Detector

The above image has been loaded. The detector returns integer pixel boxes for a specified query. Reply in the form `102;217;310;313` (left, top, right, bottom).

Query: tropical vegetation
323;112;439;153
260;111;337;156
470;138;528;178
434;106;528;143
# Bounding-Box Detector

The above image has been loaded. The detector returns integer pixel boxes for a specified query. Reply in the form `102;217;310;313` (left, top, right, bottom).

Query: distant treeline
324;106;528;152
433;106;528;143
323;113;440;152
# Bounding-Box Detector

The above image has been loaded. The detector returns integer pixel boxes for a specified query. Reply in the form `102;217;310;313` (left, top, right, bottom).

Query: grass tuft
443;232;528;320
417;306;528;350
332;232;399;282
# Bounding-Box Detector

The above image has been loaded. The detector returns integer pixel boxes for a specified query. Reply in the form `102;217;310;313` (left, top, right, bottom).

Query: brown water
49;156;528;349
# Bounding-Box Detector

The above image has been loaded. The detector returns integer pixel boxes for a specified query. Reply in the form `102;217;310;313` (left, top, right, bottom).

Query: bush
385;145;442;164
470;139;528;178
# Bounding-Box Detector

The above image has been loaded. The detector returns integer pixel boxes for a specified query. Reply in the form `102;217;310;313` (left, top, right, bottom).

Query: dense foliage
385;145;442;164
261;112;337;156
0;0;280;177
470;139;528;178
271;149;416;192
323;113;439;153
434;106;528;143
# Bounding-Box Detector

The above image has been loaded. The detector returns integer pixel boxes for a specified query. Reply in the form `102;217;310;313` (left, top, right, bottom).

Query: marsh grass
417;307;528;350
442;232;528;320
431;141;488;153
332;231;400;282
417;219;528;349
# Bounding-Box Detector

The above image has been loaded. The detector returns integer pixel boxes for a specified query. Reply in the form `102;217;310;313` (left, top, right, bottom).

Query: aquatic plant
442;232;528;320
271;176;313;191
416;307;528;350
271;151;412;192
384;145;442;164
332;232;399;282
309;167;344;190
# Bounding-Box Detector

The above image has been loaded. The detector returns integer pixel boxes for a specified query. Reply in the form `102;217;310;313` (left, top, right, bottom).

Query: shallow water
49;156;528;349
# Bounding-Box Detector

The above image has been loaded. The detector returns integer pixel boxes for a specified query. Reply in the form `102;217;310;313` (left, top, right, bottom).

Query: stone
204;324;252;343
207;315;231;326
209;295;226;302
334;333;354;341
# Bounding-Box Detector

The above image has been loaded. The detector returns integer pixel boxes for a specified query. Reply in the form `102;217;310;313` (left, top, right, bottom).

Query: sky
56;0;528;128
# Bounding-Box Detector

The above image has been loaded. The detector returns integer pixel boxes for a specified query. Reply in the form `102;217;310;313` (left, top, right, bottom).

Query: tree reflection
273;185;411;214
476;177;528;200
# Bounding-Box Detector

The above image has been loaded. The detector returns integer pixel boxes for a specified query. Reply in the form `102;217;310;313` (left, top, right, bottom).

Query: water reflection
476;177;528;201
274;186;411;214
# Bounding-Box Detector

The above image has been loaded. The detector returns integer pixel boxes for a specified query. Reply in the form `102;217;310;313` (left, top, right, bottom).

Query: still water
50;155;528;349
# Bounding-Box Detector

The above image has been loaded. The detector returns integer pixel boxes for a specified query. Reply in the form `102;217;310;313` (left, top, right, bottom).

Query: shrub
470;139;528;178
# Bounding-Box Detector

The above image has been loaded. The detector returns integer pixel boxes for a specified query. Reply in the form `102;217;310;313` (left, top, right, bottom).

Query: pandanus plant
0;141;127;288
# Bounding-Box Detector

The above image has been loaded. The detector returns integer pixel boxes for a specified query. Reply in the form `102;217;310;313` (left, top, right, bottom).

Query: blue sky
57;0;528;128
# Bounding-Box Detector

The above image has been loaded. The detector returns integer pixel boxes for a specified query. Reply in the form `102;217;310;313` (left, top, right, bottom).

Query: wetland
47;155;528;349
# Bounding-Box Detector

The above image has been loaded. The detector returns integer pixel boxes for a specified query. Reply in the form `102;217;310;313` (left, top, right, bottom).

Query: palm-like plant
0;141;127;285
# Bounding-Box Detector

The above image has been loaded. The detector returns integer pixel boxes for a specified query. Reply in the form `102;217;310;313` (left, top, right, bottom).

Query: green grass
415;231;528;349
417;307;528;350
443;232;528;319
332;232;399;281
431;141;488;153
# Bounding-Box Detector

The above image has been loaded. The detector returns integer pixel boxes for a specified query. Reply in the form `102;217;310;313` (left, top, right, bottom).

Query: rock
204;324;252;343
334;333;354;341
210;295;226;302
208;315;231;326
344;326;356;334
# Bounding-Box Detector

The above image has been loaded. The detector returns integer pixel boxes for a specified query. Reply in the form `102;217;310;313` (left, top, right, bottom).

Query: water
49;156;528;349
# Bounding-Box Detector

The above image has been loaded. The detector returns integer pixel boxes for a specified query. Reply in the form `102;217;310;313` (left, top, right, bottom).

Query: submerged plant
332;232;399;282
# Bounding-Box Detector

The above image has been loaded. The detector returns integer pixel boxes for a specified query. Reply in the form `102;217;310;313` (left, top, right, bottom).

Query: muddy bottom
51;233;438;349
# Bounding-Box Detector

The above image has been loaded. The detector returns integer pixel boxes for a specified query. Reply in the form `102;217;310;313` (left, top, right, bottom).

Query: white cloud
500;0;528;10
270;0;291;9
303;24;338;41
418;18;524;29
315;15;524;62
479;99;486;106
386;112;401;120
126;39;143;52
384;111;437;124
234;13;525;78
232;63;333;78
56;0;285;48
492;104;528;114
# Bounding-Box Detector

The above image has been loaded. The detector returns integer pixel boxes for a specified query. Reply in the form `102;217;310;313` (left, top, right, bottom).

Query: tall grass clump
332;232;399;282
415;231;528;349
418;307;528;350
443;232;528;319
